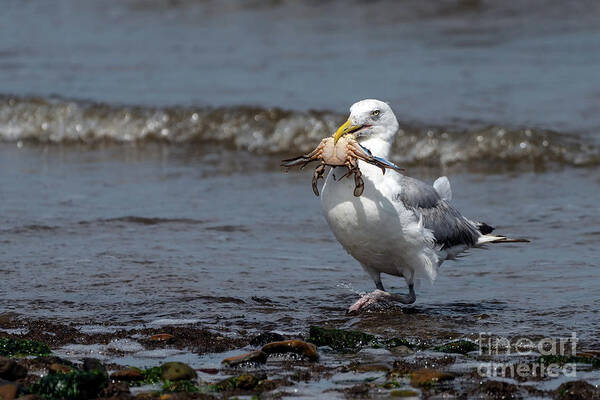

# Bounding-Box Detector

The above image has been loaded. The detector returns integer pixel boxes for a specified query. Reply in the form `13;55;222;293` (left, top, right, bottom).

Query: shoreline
1;313;598;399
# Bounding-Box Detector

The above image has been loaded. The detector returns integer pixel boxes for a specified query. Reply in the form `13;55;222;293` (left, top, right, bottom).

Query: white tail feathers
478;234;530;245
433;176;452;201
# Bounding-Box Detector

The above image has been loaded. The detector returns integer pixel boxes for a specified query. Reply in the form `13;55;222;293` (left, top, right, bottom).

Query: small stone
261;340;319;361
222;350;267;366
352;364;390;373
160;362;196;381
390;345;414;357
0;383;17;400
150;334;175;342
110;368;144;381
390;389;419;397
410;368;454;387
48;363;72;374
0;357;27;381
249;332;285;347
198;368;218;375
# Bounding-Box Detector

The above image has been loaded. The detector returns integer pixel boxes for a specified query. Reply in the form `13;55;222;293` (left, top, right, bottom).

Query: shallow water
1;143;598;347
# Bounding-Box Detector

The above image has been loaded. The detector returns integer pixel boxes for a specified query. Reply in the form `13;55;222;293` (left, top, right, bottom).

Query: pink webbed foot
347;290;392;315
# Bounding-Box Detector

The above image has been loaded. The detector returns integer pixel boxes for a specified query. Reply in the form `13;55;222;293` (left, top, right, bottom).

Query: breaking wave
1;95;598;167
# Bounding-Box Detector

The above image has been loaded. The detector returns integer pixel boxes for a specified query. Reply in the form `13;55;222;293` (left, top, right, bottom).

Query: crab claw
355;144;403;174
281;156;318;170
312;164;326;197
347;290;393;315
353;170;364;197
371;155;404;173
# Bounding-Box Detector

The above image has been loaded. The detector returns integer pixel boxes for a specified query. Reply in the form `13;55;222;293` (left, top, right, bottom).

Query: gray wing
393;176;480;249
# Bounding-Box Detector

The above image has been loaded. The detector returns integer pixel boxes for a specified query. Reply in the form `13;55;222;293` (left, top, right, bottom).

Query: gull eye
371;110;380;117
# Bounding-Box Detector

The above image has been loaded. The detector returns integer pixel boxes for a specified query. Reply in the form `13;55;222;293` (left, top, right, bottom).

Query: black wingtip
477;222;495;235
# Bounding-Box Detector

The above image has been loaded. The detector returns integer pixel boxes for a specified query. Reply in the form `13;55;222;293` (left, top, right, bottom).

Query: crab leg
281;139;326;169
348;143;403;174
280;156;319;169
312;163;326;196
353;168;364;197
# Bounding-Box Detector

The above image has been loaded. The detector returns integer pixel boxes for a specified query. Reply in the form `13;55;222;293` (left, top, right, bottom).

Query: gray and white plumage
319;99;526;312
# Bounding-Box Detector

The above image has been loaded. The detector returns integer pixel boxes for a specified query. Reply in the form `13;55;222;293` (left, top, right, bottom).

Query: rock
352;364;390;373
0;357;27;380
390;345;414;357
32;356;74;368
390;389;419;397
261;340;319;361
81;358;107;374
150;334;175;342
0;383;18;400
222;350;267;366
48;363;72;374
160;362;196;381
409;369;454;387
249;332;285;347
434;340;479;355
308;326;376;352
110;368;144;382
554;380;600;400
213;373;266;392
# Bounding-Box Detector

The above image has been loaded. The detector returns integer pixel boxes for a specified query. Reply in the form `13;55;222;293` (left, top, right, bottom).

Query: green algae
0;337;52;357
434;340;479;354
31;370;107;400
307;326;377;352
212;373;266;392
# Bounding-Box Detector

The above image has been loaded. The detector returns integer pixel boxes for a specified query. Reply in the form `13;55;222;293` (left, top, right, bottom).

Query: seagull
320;99;528;314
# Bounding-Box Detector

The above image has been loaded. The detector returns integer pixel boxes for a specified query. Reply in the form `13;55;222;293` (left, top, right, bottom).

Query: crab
281;135;403;197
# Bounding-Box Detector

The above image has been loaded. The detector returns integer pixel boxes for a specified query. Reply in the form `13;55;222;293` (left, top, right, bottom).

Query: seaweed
31;369;107;400
0;337;52;357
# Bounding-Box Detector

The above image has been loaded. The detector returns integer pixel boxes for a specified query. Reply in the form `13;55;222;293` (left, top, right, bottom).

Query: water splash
1;96;598;168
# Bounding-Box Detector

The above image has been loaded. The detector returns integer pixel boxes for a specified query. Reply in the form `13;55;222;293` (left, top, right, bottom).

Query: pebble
390;345;415;357
48;363;72;374
0;383;17;400
410;368;454;387
110;367;144;381
261;339;319;361
222;350;267;366
160;362;197;381
150;333;175;342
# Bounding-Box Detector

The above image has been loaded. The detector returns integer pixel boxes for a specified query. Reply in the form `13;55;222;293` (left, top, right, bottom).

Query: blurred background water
0;0;599;347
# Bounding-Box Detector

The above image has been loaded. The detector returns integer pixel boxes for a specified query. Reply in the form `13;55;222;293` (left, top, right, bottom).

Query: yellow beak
333;119;363;143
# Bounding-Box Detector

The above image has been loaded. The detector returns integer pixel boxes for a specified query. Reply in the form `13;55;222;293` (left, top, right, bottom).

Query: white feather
433;176;452;201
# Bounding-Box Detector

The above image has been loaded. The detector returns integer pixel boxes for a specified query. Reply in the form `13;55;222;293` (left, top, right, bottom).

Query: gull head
333;99;398;144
